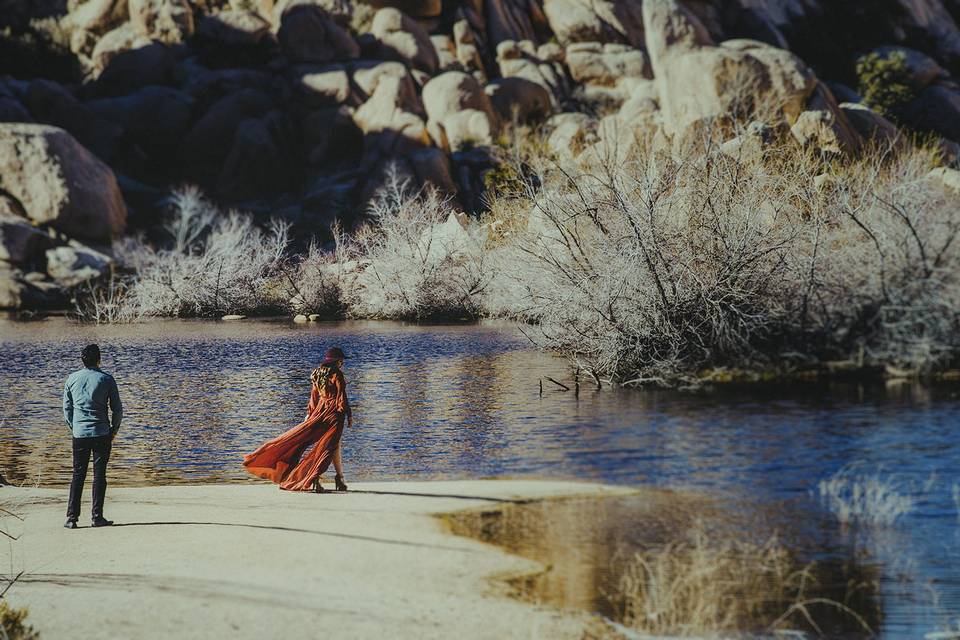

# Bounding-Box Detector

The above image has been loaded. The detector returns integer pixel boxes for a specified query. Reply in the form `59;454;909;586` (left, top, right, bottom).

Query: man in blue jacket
63;344;123;529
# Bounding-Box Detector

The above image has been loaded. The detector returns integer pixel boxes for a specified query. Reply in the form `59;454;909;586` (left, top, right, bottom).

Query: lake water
1;317;958;638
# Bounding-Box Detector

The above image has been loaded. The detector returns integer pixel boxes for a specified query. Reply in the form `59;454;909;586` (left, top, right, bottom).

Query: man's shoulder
67;368;116;383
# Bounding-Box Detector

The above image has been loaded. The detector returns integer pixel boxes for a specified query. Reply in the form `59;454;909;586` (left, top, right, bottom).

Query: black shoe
334;474;348;492
312;477;325;494
64;519;77;529
91;518;114;527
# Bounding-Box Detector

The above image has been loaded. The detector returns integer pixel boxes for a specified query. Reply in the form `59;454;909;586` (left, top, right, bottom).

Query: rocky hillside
2;0;960;310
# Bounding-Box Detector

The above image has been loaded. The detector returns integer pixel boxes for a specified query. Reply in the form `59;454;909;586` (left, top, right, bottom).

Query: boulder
90;23;144;75
485;77;554;122
353;74;431;157
290;64;352;108
365;0;442;18
432;35;459;71
91;39;177;96
870;46;946;91
196;10;273;46
422;72;501;150
0;264;26;309
129;0;195;43
351;61;422;113
180;88;275;175
301;106;363;164
0;96;31;123
66;0;128;35
840;102;900;146
0;206;51;266
453;19;485;79
546;112;597;158
86;86;194;160
46;244;113;288
0;124;126;241
217;113;295;200
484;0;547;45
542;0;644;47
927;167;960;193
791;109;860;155
278;4;360;63
565;42;651;87
273;0;354;27
496;40;569;106
903;83;960;142
644;1;821;137
719;121;775;163
24;80;123;160
370;8;439;74
408;147;457;194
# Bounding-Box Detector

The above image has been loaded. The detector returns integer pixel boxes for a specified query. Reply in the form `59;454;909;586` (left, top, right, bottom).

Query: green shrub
856;51;915;121
0;601;39;640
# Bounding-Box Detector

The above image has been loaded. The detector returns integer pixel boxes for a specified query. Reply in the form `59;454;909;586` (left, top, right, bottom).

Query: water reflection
1;317;959;637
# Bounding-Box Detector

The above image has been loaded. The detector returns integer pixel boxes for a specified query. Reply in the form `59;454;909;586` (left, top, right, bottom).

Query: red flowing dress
242;370;351;491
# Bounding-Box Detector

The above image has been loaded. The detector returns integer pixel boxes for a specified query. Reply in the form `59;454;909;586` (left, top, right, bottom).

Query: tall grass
818;466;915;527
609;524;874;638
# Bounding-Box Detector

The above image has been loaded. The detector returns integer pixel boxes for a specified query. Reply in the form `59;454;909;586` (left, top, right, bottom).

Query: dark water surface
1;318;958;638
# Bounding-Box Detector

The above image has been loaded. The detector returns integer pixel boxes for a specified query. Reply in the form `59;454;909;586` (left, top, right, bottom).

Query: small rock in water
293;314;308;323
308;314;320;321
222;314;246;321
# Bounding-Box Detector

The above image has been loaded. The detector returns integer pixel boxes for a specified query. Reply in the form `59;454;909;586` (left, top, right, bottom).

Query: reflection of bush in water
443;495;881;637
818;466;915;527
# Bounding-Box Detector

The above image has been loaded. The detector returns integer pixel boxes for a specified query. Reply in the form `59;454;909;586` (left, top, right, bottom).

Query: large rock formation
0;124;126;241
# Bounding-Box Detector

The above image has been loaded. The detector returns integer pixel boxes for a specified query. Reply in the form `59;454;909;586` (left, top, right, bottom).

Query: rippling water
1;317;958;638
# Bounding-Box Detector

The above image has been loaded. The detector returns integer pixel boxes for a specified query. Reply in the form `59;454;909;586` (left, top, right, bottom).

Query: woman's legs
332;442;344;477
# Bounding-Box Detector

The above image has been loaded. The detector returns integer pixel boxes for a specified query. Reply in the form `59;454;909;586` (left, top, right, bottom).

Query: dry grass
609;524;874;638
818;466;915;527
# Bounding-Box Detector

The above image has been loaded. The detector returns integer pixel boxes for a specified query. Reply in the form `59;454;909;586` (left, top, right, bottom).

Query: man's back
64;367;122;438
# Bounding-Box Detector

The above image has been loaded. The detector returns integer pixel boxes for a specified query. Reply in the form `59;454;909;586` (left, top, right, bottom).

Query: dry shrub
0;602;38;640
610;524;873;638
493;133;960;386
337;167;491;321
118;188;291;318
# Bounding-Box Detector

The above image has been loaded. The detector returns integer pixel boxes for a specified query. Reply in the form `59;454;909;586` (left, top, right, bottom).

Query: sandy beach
0;480;635;640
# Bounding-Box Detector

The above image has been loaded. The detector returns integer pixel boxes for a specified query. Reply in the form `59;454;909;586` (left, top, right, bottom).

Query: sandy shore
0;480;635;640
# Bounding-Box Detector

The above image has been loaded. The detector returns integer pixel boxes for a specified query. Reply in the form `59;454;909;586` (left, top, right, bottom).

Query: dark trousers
66;434;112;522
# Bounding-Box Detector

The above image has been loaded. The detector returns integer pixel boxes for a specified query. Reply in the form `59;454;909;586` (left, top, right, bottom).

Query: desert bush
337;167;492;321
73;271;142;325
119;189;292;318
491;133;960;386
818;466;915;527
856;51;915;121
0;602;38;640
610;523;873;637
282;232;348;318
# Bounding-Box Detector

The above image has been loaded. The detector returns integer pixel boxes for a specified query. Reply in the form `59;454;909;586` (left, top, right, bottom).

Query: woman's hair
311;362;338;395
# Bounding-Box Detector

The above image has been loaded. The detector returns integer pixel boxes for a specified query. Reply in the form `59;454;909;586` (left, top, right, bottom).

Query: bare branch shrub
491;132;960;386
119;189;292;318
282;228;349;318
338;166;492;321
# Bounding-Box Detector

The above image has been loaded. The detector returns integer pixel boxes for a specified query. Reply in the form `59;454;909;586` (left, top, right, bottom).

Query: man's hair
81;344;101;368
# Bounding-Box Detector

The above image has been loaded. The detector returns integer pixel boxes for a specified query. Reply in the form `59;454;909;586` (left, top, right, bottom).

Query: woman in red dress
243;347;351;492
